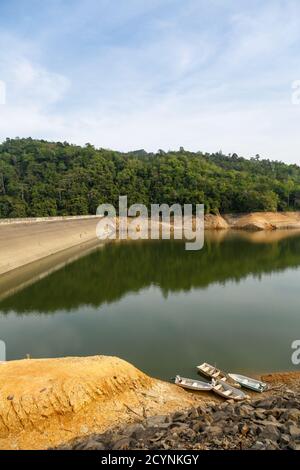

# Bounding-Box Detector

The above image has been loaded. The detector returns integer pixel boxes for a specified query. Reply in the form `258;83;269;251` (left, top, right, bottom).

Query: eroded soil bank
1;212;300;277
0;355;299;450
0;356;206;450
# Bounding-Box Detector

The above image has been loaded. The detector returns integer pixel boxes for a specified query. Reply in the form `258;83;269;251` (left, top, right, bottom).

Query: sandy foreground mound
0;356;204;450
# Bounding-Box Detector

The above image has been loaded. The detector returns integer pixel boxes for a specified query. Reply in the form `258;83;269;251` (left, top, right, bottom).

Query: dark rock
252;398;274;409
266;408;284;420
75;439;106;450
263;439;280;450
285;400;300;409
286;409;300;422
170;423;189;433
231;424;239;434
218;402;229;410
172;411;187;422
254;409;266;420
250;441;266;450
256;419;281;428
53;389;300;451
123;423;145;439
112;437;133;450
280;434;290;445
192;421;207;433
154;422;173;430
268;415;280;424
197;406;206;415
181;428;197;440
206;425;223;436
146;415;170;427
258;424;280;441
238;404;254;417
249;424;259;436
289;424;300;439
288;442;300;451
213;411;228;422
188;407;199;419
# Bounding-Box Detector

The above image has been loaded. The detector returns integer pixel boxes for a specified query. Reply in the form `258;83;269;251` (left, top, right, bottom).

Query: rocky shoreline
1;356;300;450
57;388;300;451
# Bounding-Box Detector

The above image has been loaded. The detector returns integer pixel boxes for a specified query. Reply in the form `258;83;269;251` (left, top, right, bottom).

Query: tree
0;138;299;218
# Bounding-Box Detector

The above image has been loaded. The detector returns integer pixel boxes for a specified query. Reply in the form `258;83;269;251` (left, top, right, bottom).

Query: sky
0;0;300;163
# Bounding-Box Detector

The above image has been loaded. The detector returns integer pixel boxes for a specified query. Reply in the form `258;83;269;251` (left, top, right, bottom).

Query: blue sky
0;0;300;162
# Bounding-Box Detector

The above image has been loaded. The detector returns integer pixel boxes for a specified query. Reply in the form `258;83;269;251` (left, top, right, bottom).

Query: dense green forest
0;137;300;217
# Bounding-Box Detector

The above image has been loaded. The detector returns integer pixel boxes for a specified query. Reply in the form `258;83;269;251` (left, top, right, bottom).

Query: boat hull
228;374;268;393
197;363;241;388
175;376;213;391
212;380;248;401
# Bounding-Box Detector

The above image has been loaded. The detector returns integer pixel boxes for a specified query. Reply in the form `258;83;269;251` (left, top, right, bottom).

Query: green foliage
2;235;300;314
0;137;300;217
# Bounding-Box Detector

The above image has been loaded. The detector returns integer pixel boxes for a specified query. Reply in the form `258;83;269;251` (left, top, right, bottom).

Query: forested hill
0;138;300;218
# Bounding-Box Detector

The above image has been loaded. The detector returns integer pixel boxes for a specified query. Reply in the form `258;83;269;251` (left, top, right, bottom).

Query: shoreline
0;355;299;450
1;211;300;278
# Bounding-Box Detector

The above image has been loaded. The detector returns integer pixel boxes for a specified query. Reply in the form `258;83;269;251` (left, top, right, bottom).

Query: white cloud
0;34;70;108
10;59;70;106
0;32;70;137
1;1;300;164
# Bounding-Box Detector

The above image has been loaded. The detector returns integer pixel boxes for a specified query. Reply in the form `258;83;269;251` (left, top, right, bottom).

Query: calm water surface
1;232;300;380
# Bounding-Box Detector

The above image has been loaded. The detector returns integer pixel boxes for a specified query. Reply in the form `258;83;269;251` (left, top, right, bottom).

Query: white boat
197;362;240;387
174;375;213;391
228;373;268;393
212;379;249;401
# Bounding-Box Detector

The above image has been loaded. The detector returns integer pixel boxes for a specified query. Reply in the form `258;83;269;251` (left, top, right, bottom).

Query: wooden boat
212;379;249;401
197;362;240;387
174;375;213;391
228;373;268;393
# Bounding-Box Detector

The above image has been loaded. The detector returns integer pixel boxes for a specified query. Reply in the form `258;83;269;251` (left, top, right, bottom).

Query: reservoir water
0;231;300;380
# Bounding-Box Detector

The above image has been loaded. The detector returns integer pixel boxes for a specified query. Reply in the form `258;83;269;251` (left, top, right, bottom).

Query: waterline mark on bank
0;81;6;105
0;340;6;362
96;196;204;251
291;340;300;365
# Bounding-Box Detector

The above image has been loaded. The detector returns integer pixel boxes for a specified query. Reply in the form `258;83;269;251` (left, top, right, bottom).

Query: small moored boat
174;375;213;391
212;379;249;401
197;362;240;387
228;373;268;393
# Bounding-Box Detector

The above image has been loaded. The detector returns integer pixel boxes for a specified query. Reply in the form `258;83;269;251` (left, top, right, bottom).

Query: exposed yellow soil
204;214;229;230
0;355;299;450
262;371;300;388
0;356;207;450
224;212;300;231
1;212;300;277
